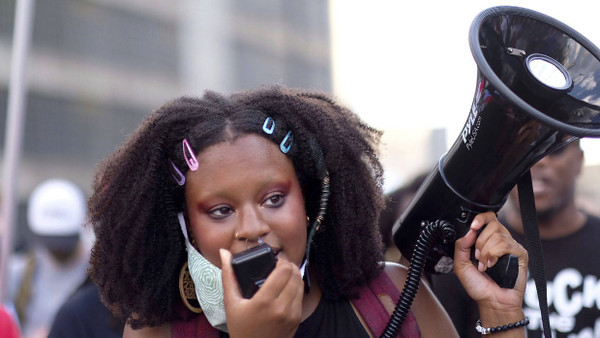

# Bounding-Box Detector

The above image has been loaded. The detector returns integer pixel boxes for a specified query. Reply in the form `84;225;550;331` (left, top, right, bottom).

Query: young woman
88;86;529;337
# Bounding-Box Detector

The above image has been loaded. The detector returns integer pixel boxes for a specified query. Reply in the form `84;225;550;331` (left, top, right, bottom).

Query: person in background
48;275;124;338
87;86;529;337
6;179;90;338
0;305;21;338
431;140;600;338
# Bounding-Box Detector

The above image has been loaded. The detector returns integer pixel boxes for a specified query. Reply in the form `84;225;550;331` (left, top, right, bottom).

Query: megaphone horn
392;6;600;283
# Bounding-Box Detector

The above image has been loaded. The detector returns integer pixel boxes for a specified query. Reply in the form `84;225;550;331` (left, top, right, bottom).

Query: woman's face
184;134;307;269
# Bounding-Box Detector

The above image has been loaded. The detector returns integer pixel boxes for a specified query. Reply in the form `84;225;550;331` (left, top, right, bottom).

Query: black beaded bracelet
475;317;529;335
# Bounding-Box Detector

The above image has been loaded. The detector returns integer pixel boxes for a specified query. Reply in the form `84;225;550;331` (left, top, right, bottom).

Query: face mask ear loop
177;212;189;243
303;172;330;292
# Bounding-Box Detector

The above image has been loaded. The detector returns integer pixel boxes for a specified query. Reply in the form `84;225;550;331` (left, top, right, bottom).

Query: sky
329;0;600;188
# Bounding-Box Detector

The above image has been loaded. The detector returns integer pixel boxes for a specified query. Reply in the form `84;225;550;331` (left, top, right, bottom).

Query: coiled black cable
380;220;456;338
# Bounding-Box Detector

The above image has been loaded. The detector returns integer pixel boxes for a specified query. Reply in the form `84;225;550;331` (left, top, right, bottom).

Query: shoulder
6;252;34;299
49;283;123;338
382;261;459;338
56;282;102;317
0;306;20;338
382;261;409;290
8;251;31;275
570;213;600;239
586;214;600;227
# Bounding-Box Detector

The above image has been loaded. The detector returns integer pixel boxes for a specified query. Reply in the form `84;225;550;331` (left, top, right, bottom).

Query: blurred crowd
2;178;122;338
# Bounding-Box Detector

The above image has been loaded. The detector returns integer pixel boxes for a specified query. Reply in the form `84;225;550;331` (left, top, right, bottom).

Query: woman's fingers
454;211;528;309
469;212;513;271
220;249;303;337
220;249;242;304
255;259;302;301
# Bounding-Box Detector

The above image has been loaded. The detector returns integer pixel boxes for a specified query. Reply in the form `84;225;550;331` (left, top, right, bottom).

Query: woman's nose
235;207;269;243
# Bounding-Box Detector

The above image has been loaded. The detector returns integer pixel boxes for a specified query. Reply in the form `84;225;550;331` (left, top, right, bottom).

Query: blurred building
0;0;332;251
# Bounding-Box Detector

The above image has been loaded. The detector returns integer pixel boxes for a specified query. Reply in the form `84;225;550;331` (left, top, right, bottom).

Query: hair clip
182;139;199;171
262;117;275;135
280;131;293;154
169;159;186;186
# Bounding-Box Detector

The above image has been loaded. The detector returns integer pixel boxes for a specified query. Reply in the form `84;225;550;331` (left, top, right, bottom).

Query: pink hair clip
182;139;199;171
169;159;186;186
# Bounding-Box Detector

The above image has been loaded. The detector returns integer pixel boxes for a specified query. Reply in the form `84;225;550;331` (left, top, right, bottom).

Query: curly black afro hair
88;85;386;328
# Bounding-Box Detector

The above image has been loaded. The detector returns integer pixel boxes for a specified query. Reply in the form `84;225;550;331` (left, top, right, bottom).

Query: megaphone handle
468;225;519;288
478;253;519;288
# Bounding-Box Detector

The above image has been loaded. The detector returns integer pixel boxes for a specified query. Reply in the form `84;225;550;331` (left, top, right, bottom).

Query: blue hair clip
182;139;199;171
262;117;275;135
280;131;293;154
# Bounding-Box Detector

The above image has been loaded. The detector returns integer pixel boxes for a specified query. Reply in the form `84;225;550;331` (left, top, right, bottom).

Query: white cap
27;178;86;236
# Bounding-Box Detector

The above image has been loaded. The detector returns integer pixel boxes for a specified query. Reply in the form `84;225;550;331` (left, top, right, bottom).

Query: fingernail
474;248;480;260
478;261;485;271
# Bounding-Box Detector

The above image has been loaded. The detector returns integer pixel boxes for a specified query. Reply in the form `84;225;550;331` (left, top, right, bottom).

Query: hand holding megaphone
453;212;526;295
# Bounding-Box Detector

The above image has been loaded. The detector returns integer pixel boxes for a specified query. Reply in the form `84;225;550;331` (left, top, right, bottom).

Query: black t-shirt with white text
510;214;600;337
431;214;600;338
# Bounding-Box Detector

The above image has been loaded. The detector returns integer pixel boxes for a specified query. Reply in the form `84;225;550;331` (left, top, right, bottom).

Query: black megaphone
391;6;600;287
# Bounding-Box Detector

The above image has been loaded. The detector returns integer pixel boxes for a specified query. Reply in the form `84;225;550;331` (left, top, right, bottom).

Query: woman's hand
453;212;528;331
220;249;304;338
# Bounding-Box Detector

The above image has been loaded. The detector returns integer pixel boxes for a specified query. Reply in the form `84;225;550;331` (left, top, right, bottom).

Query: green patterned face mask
178;213;228;332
